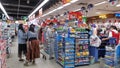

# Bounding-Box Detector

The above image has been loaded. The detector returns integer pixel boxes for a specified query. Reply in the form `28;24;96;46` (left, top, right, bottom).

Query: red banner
69;11;82;21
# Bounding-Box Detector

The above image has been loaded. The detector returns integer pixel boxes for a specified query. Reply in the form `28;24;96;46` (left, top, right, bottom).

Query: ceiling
41;0;120;19
0;0;120;20
0;0;61;20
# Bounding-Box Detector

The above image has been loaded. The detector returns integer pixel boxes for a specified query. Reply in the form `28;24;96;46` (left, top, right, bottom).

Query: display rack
56;36;75;68
0;40;6;68
1;28;12;57
104;38;117;68
75;28;90;66
56;26;75;68
1;22;12;58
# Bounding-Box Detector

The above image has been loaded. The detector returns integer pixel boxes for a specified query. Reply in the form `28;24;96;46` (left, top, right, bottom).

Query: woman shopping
18;24;27;61
24;24;40;66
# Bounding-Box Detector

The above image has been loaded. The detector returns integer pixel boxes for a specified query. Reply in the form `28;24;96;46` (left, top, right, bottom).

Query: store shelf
75;28;90;66
75;62;90;66
57;60;64;67
76;56;89;58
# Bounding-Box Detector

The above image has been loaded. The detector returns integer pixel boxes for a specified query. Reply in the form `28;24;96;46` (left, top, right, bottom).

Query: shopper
102;26;119;44
38;27;43;44
18;24;27;61
97;29;108;58
24;24;40;66
46;22;55;60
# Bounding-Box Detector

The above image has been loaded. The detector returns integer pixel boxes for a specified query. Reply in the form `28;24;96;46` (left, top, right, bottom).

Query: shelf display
75;28;90;66
104;38;119;68
56;35;75;68
56;26;90;68
0;40;7;68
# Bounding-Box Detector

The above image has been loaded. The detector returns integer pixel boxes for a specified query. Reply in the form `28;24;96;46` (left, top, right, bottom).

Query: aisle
6;37;99;68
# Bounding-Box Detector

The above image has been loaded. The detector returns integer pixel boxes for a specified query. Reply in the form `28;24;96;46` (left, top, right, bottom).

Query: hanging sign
108;0;118;6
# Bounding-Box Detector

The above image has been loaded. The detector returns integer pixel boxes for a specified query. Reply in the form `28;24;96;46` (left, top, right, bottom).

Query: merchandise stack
75;28;90;66
56;25;75;68
56;35;75;68
9;23;16;37
104;38;117;68
1;22;12;57
0;39;7;68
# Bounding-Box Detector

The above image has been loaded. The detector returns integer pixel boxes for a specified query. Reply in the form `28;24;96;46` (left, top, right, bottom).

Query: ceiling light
42;0;78;17
57;6;64;10
63;3;71;7
94;1;107;6
27;0;30;4
28;0;49;18
116;4;120;7
0;2;9;19
70;0;79;3
74;9;81;11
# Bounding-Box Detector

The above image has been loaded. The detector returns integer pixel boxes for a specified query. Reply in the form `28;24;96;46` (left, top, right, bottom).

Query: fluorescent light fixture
28;0;49;18
0;2;9;19
74;9;81;11
42;0;79;17
94;1;107;6
57;6;64;10
70;0;79;3
116;4;120;7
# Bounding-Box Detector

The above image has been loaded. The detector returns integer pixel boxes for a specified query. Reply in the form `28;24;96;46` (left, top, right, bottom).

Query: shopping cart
40;44;47;60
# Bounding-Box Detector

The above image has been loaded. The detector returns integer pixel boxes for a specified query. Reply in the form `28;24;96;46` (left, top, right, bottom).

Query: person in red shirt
103;26;119;44
118;29;120;44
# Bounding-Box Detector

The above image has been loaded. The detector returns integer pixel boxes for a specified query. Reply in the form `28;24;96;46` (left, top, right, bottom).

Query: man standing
46;22;55;60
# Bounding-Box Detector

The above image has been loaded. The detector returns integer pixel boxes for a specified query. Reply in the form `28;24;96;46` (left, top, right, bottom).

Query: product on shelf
56;33;75;68
75;28;90;66
104;38;120;68
0;40;7;68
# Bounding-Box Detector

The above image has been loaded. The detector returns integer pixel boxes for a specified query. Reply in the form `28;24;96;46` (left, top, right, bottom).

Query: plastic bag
90;35;101;47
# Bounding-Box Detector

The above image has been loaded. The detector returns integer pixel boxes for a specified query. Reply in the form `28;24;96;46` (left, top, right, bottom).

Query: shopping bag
90;35;101;47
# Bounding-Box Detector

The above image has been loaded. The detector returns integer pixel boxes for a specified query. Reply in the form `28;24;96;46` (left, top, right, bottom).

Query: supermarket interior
0;0;120;68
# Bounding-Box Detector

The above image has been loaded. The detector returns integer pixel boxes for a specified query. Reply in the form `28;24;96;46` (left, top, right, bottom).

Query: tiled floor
7;37;99;68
